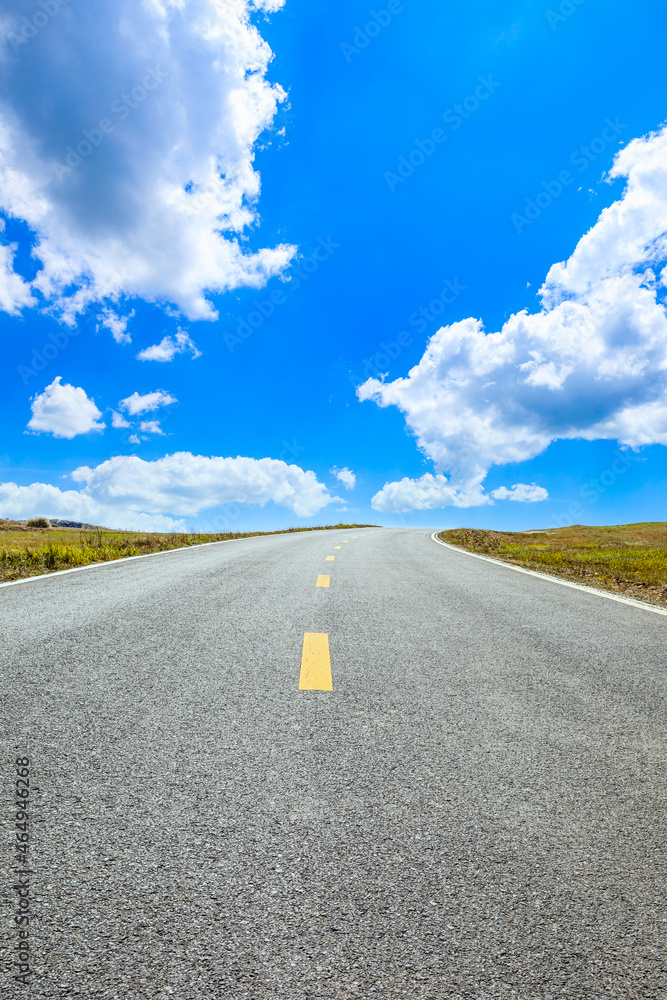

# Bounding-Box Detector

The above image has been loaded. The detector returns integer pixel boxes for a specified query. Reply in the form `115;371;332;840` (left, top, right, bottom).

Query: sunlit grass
0;523;376;583
439;523;667;606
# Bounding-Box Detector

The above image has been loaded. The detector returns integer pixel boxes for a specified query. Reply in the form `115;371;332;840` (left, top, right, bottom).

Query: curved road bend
1;528;665;999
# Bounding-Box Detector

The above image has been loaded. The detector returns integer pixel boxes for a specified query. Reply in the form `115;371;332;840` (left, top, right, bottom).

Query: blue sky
1;0;666;531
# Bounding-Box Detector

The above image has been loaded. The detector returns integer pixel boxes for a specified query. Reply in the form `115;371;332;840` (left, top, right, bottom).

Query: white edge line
430;531;667;618
0;528;355;591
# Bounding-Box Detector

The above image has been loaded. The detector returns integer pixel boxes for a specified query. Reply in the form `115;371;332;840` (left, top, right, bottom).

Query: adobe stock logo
546;0;587;30
17;327;82;386
551;449;638;528
340;1;414;62
224;237;340;353
511;117;627;234
6;0;70;53
384;76;501;192
51;66;170;180
349;276;467;386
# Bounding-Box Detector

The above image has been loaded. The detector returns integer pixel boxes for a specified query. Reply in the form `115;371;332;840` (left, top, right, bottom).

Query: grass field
439;523;667;607
0;522;376;584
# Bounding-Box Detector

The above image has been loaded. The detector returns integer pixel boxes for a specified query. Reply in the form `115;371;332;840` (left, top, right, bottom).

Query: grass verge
0;523;377;584
438;523;667;607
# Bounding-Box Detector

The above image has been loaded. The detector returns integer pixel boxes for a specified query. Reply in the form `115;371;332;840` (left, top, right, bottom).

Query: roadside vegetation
0;521;376;584
439;523;667;607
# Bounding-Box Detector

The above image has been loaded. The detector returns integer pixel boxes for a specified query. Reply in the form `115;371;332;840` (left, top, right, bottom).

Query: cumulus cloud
136;330;201;362
27;376;105;439
119;390;177;416
138;420;164;435
490;483;549;503
331;466;356;490
371;474;490;513
97;308;134;345
0;451;342;530
110;410;130;429
0;481;185;532
0;0;295;323
0;235;35;314
359;125;667;510
70;453;341;518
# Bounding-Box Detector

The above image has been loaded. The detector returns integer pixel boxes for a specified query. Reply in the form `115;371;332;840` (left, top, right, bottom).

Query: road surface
1;528;665;998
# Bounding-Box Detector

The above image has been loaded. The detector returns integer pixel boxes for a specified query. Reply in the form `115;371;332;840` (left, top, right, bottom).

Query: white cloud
119;390;177;416
97;308;134;345
0;238;35;314
490;483;549;502
371;475;548;512
27;376;105;439
543;129;667;301
111;410;130;429
371;474;490;513
359;125;667;510
0;481;185;532
70;452;341;518
0;450;342;530
138;420;164;435
0;1;295;323
331;466;356;490
136;330;201;362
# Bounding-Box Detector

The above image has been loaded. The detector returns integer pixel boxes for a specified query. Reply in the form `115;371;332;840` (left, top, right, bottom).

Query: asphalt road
1;527;665;999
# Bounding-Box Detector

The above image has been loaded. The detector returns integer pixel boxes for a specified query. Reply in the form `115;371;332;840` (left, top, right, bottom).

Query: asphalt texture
1;527;665;999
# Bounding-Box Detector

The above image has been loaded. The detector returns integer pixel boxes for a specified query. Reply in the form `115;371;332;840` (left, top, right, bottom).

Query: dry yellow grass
439;523;667;607
0;522;376;583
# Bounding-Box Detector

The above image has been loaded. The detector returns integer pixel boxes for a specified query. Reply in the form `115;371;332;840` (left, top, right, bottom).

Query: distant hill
48;519;109;529
0;519;110;531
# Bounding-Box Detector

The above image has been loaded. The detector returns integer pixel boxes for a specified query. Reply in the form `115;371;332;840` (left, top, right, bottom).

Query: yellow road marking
299;633;332;691
334;545;341;550
342;540;349;543
326;555;335;562
316;575;330;588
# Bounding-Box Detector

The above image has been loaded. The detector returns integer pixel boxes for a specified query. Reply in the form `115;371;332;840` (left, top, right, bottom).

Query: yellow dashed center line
326;555;335;562
316;575;331;588
334;545;342;550
299;633;332;691
342;540;349;543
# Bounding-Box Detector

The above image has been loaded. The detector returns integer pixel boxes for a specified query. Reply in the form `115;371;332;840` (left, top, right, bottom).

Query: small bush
27;517;51;529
